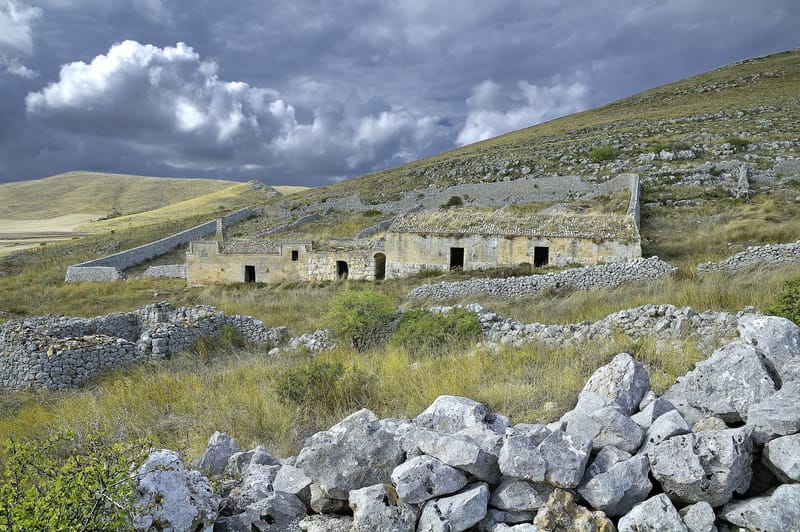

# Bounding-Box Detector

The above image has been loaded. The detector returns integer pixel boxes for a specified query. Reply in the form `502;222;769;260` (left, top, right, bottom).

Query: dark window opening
244;265;256;282
336;260;349;280
291;249;299;261
450;247;465;270
534;246;549;267
374;253;386;280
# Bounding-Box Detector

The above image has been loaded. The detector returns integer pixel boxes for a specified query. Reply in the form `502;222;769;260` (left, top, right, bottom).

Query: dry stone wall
65;208;256;282
407;256;677;300
0;302;287;391
697;240;800;274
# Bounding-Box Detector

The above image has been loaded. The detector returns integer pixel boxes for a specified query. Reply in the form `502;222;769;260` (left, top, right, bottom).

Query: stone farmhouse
185;176;642;285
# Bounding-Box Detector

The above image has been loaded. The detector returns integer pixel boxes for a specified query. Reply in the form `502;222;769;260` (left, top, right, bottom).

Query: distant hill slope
0;172;243;219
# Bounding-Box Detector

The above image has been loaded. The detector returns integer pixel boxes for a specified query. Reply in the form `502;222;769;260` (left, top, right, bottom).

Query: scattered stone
737;314;800;383
720;484;800;531
490;477;554;512
414;394;489;433
746;381;800;444
417;482;490;532
762;433;800;482
617;493;688;532
578;449;652;516
273;465;313;507
638;409;691;458
349;483;418;531
391;454;468;504
578;352;650;416
245;491;307;532
196;431;241;477
414;428;501;483
562;404;644;453
679;501;717;532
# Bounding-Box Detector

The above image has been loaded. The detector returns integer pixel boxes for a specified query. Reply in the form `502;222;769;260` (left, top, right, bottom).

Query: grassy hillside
1;50;800;470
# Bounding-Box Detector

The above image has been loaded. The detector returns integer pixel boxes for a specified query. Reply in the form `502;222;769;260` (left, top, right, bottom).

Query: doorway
450;247;464;270
244;265;256;282
534;247;549;267
336;260;349;280
374;253;386;280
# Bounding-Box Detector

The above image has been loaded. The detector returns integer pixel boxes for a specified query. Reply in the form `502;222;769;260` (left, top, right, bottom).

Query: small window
244;265;256;282
534;246;549;267
291;249;299;261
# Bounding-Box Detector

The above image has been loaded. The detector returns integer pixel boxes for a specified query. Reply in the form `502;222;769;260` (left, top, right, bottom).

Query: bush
440;195;463;209
362;209;382;217
725;136;751;153
588;145;620;163
768;277;800;325
324;289;396;351
390;307;482;354
275;360;373;412
0;429;153;531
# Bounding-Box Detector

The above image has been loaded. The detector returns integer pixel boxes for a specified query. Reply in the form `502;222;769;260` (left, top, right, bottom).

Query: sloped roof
388;209;639;241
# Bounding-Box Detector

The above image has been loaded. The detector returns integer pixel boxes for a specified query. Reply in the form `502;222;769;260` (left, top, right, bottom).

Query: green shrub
0;429;153;531
390;307;482;354
362;209;382;217
440;195;463;209
323;289;396;350
768;277;800;325
588;145;619;163
275;360;373;412
725;136;751;152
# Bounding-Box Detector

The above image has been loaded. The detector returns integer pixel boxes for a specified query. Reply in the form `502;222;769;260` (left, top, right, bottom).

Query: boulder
415;395;489;433
719;483;800;531
489;478;553;512
225;450;256;478
498;425;592;488
638;409;691;457
132;449;220;532
649;426;753;506
746;381;800;444
245;491;307;532
562;404;644;453
532;489;614;532
273;465;313;507
348;483;417;531
661;377;707;427
577;352;650;416
679;501;717;532
196;431;241;477
762;433;800;482
414;428;501;483
737;314;800;383
631;397;675;429
298;514;353;532
418;482;490;532
309;483;349;514
224;464;280;514
577;448;652;516
617;493;688;532
679;341;777;423
390;454;468;504
295;409;404;499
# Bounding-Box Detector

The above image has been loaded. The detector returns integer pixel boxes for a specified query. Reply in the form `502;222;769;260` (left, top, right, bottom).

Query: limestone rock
196;431;241;477
295;409;403;499
577;449;652;516
737;314;800;383
649;426;753;506
224;464;281;514
489;477;553;512
273;464;313;507
630;397;675;429
245;491;307;532
680;341;777;423
691;416;728;432
746;381;800;444
309;483;349;514
390;454;468;504
639;409;691;457
762;433;800;482
532;489;614;532
492;524;538;532
298;514;354;532
348;483;417;531
679;501;717;532
418;482;490;532
562;404;644;453
720;483;800;531
415;394;489;433
477;508;534;532
617;493;688;532
225;450;256;478
414;428;501;483
498;424;592;488
133;449;220;532
578;352;650;416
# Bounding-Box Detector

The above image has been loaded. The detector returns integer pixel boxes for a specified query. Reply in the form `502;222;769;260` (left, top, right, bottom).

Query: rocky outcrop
134;313;800;530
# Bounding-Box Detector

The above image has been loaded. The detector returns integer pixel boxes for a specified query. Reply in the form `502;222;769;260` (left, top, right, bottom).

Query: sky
0;1;798;186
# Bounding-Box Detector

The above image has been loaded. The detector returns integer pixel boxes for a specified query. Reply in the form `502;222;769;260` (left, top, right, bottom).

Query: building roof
388;209;639;242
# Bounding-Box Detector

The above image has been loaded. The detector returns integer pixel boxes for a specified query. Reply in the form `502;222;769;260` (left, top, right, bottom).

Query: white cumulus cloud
0;0;42;77
456;78;589;146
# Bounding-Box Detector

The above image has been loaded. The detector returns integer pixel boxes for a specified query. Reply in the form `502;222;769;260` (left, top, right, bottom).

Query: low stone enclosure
0;302;287;391
131;313;800;531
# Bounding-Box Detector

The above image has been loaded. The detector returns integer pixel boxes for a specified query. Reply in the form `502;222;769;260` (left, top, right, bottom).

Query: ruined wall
307;251;380;281
385;233;640;278
697;240;800;274
186;241;311;285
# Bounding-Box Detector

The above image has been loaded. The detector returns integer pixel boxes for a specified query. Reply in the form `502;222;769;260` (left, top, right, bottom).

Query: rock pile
697;240;800;274
132;313;800;531
407;256;677;301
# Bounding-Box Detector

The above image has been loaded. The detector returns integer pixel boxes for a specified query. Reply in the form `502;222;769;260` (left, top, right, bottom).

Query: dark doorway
450;247;465;270
244;265;256;282
291;250;299;261
374;253;386;280
336;260;349;279
534;247;549;267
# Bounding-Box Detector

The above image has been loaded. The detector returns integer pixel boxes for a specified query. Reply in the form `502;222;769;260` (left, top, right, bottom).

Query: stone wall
307;251;380;282
407;256;677;300
142;264;187;278
697;240;800;274
0;302;287;391
65;208;256;282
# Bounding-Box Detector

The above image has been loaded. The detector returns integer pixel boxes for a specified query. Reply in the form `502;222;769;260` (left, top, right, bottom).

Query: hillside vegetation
1;50;800;474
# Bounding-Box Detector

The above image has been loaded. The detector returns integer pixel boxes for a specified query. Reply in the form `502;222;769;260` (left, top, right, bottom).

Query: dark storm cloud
0;0;798;185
